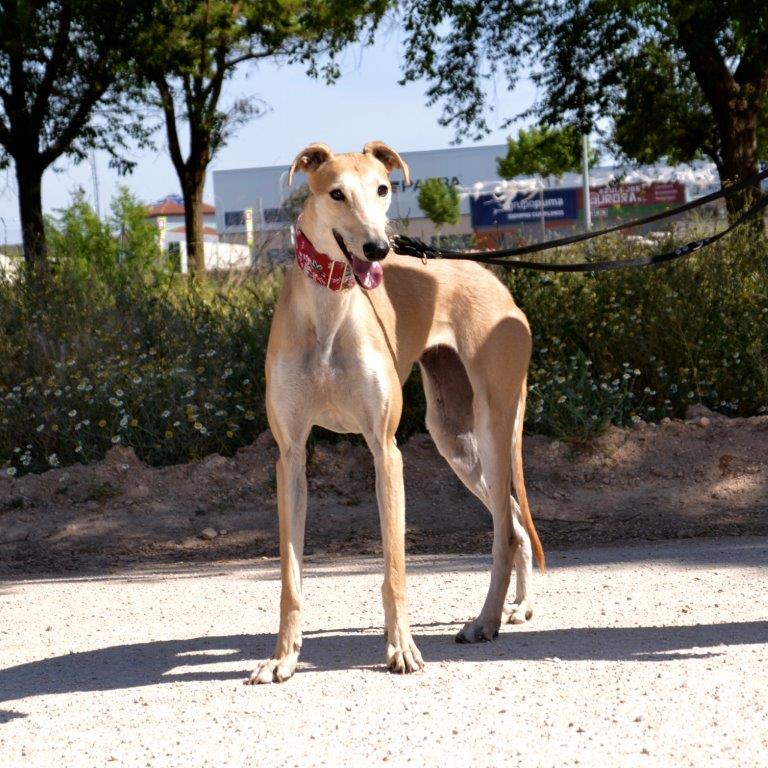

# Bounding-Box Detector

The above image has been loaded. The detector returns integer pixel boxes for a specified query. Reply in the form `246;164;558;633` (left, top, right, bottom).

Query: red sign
589;182;685;209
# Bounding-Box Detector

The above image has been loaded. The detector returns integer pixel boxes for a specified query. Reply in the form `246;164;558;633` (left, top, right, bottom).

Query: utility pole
90;150;101;219
582;134;592;231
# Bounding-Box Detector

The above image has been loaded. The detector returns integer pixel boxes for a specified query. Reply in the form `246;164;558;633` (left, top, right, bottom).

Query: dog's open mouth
333;230;383;291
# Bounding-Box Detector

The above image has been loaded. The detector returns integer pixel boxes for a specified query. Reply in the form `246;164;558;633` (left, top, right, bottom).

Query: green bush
1;194;766;476
47;187;168;287
0;274;279;475
505;225;768;438
1;191;279;476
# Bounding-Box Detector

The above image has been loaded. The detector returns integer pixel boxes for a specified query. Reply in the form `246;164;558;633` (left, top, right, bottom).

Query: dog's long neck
296;202;362;363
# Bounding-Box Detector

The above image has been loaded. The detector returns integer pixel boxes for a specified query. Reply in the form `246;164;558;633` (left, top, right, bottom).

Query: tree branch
155;76;186;178
734;37;768;93
223;45;283;69
675;20;736;123
30;8;73;127
38;60;112;167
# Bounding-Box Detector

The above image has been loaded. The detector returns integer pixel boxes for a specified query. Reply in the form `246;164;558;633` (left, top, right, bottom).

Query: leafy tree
48;187;161;285
417;177;460;238
281;183;311;223
110;188;164;272
0;1;153;272
137;1;389;279
401;1;768;218
498;125;598;181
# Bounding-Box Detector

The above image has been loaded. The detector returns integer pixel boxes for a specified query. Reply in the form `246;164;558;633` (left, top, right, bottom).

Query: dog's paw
503;600;534;625
386;635;424;674
455;617;500;643
245;654;298;685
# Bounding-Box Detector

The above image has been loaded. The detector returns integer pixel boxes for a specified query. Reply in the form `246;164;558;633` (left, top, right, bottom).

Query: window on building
224;211;245;227
264;208;289;223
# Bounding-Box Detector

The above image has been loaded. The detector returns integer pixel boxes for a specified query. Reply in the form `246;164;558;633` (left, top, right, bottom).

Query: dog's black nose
362;240;390;261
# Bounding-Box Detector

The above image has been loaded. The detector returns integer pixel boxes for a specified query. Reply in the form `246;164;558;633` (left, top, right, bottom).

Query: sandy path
1;537;767;767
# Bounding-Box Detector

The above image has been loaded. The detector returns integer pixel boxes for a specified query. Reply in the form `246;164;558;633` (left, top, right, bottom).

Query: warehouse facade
212;144;728;263
212;144;508;259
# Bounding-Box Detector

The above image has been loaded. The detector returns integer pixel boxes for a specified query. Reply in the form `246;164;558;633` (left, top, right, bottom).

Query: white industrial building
212;144;738;261
212;144;508;258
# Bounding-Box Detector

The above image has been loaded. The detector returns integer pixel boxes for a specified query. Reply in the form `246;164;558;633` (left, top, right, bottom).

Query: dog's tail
512;378;545;571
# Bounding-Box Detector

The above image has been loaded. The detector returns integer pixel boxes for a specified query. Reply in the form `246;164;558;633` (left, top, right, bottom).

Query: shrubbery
1;194;766;476
0;191;278;476
511;226;768;438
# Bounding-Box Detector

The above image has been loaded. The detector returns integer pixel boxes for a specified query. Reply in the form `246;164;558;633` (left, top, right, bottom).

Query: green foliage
417;178;460;228
400;1;768;183
498;125;598;180
505;227;768;438
2;198;766;475
0;256;279;477
47;188;164;286
137;0;390;275
281;184;311;223
0;0;156;267
610;40;719;167
0;1;153;172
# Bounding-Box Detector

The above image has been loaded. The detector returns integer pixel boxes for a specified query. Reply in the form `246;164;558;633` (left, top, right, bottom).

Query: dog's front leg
369;435;424;674
248;438;307;684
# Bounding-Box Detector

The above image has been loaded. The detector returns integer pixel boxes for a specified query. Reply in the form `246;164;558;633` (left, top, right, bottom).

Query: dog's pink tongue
352;256;383;290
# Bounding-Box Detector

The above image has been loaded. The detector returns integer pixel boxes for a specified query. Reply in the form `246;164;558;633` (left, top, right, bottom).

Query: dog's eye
329;189;345;202
377;184;389;197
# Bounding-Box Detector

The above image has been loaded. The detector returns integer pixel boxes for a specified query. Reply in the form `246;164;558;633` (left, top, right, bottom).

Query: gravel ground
1;537;767;767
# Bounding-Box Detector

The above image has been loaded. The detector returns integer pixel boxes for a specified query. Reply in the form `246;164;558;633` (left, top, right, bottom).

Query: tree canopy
137;0;389;276
497;125;598;180
401;1;768;214
417;178;460;229
0;0;153;270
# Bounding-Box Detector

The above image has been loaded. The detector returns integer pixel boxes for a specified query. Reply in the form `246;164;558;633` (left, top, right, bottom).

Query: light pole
582;134;592;232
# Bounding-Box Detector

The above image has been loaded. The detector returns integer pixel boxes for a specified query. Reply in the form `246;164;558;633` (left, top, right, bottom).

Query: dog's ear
288;143;333;186
363;141;411;185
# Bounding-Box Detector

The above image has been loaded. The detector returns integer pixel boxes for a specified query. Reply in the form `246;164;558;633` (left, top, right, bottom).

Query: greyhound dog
248;141;544;684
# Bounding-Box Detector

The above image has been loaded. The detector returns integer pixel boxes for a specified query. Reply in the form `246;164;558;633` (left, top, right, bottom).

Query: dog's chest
272;337;392;433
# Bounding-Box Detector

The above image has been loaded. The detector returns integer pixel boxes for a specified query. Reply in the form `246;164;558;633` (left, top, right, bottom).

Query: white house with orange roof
146;194;250;271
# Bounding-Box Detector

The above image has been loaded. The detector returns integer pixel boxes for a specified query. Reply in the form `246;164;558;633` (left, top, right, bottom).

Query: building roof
169;225;218;236
147;194;215;217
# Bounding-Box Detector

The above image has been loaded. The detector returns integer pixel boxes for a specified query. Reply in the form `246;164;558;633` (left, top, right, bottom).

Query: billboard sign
470;188;579;227
244;207;254;246
589;182;685;211
585;182;685;215
157;215;167;251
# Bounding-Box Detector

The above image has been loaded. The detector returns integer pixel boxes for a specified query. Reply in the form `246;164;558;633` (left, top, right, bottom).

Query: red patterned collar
295;227;355;292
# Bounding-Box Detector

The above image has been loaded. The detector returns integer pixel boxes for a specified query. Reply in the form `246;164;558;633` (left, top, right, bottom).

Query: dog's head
288;141;410;290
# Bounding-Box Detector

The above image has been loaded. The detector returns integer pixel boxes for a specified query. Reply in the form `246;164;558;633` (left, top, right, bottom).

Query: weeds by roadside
1;193;766;475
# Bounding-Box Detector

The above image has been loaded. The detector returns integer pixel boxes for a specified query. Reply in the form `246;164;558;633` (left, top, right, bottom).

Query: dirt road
1;537;766;766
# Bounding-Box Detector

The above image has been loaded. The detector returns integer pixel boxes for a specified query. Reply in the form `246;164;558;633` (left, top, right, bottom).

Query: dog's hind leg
504;494;534;624
455;406;518;643
420;346;515;642
248;416;310;684
504;379;541;623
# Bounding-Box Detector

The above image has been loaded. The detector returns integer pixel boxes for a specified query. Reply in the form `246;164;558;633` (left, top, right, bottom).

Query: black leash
392;167;768;273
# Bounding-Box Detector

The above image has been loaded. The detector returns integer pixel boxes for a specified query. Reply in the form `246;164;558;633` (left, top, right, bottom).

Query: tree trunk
718;105;762;223
182;172;206;278
15;159;48;274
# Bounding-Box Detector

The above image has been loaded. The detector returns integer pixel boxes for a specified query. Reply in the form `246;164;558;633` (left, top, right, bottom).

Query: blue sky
0;26;536;244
